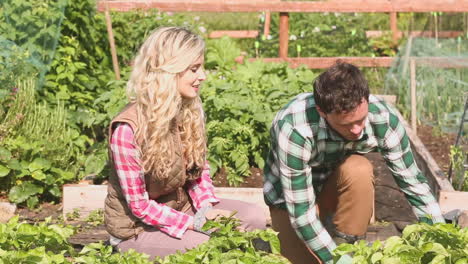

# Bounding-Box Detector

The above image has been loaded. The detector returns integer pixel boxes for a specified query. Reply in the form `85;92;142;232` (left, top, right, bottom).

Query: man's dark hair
313;61;369;114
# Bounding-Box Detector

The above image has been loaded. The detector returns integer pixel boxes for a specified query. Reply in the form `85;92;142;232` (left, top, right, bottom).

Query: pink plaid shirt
110;123;219;238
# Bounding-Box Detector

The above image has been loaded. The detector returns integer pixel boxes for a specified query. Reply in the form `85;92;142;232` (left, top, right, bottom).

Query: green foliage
0;38;39;102
110;10;194;65
0;79;79;207
0;0;66;77
0;216;152;263
74;243;153;264
202;40;317;185
205;37;242;70
84;209;104;227
333;222;468;264
157;215;289;264
256;12;375;58
0;215;286;264
42;0;113;112
0;216;75;263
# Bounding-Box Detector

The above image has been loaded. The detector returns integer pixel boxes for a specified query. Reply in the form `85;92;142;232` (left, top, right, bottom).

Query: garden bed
8;109;463;249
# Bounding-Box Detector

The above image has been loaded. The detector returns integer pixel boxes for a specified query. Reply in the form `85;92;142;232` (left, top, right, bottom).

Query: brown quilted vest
104;103;202;240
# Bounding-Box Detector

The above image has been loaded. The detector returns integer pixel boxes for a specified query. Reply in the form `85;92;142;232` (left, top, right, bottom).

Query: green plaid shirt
263;93;444;263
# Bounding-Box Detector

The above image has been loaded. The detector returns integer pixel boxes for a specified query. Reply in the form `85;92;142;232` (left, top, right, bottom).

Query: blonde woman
104;27;266;259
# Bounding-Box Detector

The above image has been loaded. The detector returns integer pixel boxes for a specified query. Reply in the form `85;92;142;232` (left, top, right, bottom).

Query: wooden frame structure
97;1;468;13
98;0;468;58
97;0;468;131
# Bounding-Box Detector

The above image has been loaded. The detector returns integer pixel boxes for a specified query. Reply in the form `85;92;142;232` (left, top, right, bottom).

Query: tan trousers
270;154;375;264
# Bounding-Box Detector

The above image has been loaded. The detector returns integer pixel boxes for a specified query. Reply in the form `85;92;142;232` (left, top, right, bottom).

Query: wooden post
105;7;121;80
263;11;271;38
410;58;417;132
279;12;289;59
390;12;398;44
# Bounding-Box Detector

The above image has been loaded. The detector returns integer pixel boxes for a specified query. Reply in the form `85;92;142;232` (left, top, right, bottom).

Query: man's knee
338;155;374;186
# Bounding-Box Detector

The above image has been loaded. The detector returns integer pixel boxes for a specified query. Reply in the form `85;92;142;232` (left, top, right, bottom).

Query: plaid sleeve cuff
160;215;194;239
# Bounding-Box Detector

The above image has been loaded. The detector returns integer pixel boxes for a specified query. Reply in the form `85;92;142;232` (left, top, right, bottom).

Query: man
263;62;445;264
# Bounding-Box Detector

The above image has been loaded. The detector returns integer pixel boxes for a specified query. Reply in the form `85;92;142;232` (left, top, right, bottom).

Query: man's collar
317;115;370;142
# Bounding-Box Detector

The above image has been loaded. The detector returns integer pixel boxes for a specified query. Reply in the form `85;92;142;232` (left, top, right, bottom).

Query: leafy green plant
0;78;80;207
333;222;468;264
0;216;75;263
0;216;152;263
74;243;153;264
157;215;289;264
0;0;66;79
84;209;104;227
202;41;317;185
256;12;375;58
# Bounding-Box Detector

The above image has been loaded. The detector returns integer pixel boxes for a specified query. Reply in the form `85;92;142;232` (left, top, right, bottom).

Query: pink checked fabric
110;123;219;238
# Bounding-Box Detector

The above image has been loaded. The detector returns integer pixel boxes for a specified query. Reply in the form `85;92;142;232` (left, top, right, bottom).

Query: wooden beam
390;12;399;45
263;11;271;37
410;58;417;132
439;191;468;214
414;57;468;68
366;30;464;39
209;30;258;38
279;12;289;59
104;8;121;80
63;184;271;223
249;57;395;68
97;0;468;13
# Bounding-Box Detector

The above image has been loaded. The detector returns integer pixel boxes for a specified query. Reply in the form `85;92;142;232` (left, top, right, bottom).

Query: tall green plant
0;78;83;207
202;39;317;185
449;145;468;191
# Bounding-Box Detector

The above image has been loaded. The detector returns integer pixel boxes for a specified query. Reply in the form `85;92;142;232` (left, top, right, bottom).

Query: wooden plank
249;57;395;68
62;184;271;222
263;11;271;37
410;58;417;132
97;0;468;13
279;12;289;59
209;30;258;38
366;30;464;39
414;57;468;68
438;191;468;214
390;12;399;44
63;184;108;220
105;7;121;80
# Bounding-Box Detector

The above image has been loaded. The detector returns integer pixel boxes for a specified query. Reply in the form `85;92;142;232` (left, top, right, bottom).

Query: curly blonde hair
127;27;206;179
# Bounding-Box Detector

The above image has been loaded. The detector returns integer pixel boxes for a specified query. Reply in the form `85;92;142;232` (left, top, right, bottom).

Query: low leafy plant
84;209;104;227
0;216;75;263
333;222;468;264
156;215;290;264
0;216;152;263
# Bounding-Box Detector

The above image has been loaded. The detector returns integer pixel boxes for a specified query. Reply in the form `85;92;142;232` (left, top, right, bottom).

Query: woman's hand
205;209;234;220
